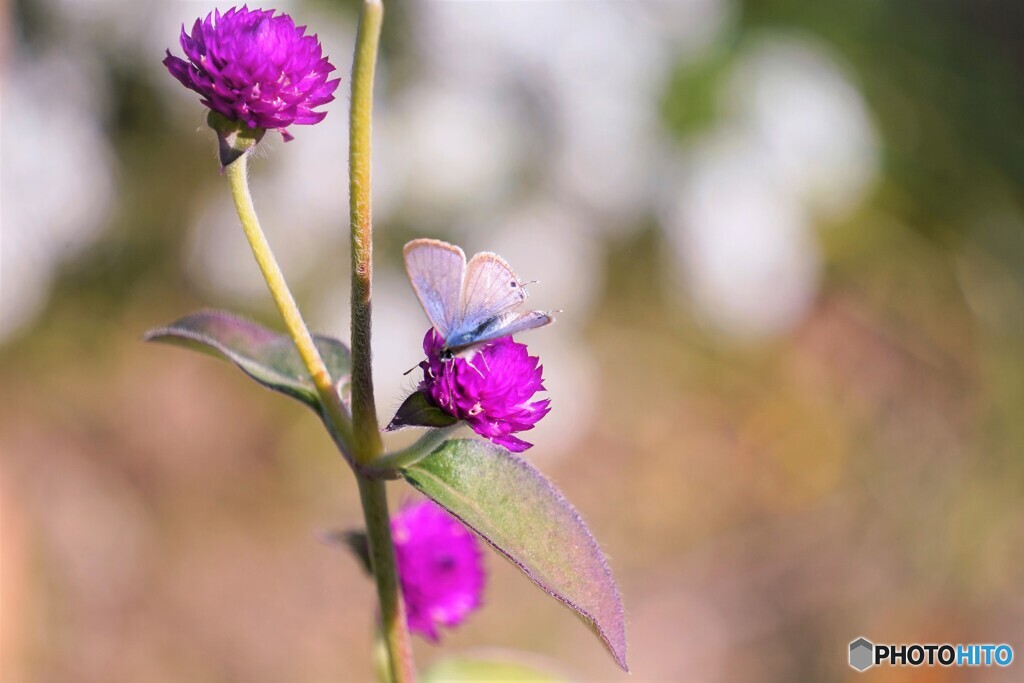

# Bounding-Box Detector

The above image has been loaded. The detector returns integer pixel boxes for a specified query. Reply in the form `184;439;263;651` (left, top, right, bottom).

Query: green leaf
386;391;459;431
144;310;350;410
402;439;628;672
422;653;568;682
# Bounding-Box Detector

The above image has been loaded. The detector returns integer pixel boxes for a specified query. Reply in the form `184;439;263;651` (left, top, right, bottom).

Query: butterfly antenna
402;362;419;376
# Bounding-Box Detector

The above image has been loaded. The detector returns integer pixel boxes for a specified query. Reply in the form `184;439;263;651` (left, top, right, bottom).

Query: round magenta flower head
163;6;340;161
392;500;485;642
417;328;551;453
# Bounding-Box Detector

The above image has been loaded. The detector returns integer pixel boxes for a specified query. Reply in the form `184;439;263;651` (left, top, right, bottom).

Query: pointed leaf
144;310;350;410
386;391;459;431
402;439;628;671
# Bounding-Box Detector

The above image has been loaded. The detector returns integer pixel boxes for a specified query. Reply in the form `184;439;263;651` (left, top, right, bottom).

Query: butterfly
403;238;555;359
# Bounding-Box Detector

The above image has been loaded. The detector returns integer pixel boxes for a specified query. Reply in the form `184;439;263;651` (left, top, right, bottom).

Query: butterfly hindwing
489;310;555;338
445;310;555;352
460;252;529;323
403;239;466;339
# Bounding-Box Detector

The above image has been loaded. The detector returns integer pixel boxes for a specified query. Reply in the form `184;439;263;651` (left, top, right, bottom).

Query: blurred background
3;0;1024;680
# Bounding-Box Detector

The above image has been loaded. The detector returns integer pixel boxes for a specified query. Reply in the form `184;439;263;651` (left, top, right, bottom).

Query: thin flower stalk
224;157;355;458
364;425;461;477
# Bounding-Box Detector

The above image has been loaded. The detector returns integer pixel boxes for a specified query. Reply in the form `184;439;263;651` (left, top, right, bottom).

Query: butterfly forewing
403;239;467;338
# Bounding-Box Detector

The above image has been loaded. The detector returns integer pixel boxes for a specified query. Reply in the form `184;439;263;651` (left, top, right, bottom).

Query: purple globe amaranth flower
392;500;485;641
419;329;551;453
163;6;340;142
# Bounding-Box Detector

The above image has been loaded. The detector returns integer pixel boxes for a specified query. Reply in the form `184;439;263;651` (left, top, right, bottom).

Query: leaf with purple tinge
401;439;628;672
144;310;350;410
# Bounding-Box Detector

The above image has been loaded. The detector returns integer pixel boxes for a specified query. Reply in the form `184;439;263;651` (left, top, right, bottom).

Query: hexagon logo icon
849;637;874;671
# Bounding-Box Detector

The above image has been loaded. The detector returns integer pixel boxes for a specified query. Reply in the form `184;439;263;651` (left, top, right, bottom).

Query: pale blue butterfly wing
403;238;466;339
460;252;528;320
449;251;554;351
484;309;555;338
445;310;555;351
404;239;555;353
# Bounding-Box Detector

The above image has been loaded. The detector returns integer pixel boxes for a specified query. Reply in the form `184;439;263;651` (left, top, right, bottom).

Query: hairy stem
359;476;414;683
348;2;416;681
225;156;354;459
350;0;384;464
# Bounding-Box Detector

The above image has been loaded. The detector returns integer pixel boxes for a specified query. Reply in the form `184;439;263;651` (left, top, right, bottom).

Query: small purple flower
392;500;485;641
419;329;551;453
163;6;340;141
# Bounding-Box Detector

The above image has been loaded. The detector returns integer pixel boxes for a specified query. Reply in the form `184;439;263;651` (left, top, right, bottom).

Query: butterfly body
403;238;555;357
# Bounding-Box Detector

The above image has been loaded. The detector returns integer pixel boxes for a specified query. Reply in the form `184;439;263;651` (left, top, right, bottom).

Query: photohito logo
849;637;1014;672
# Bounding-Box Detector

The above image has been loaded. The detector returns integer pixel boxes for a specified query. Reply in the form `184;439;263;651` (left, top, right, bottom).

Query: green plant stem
350;0;384;464
348;2;416;682
225;157;355;460
363;426;461;478
359;476;414;683
373;618;393;683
